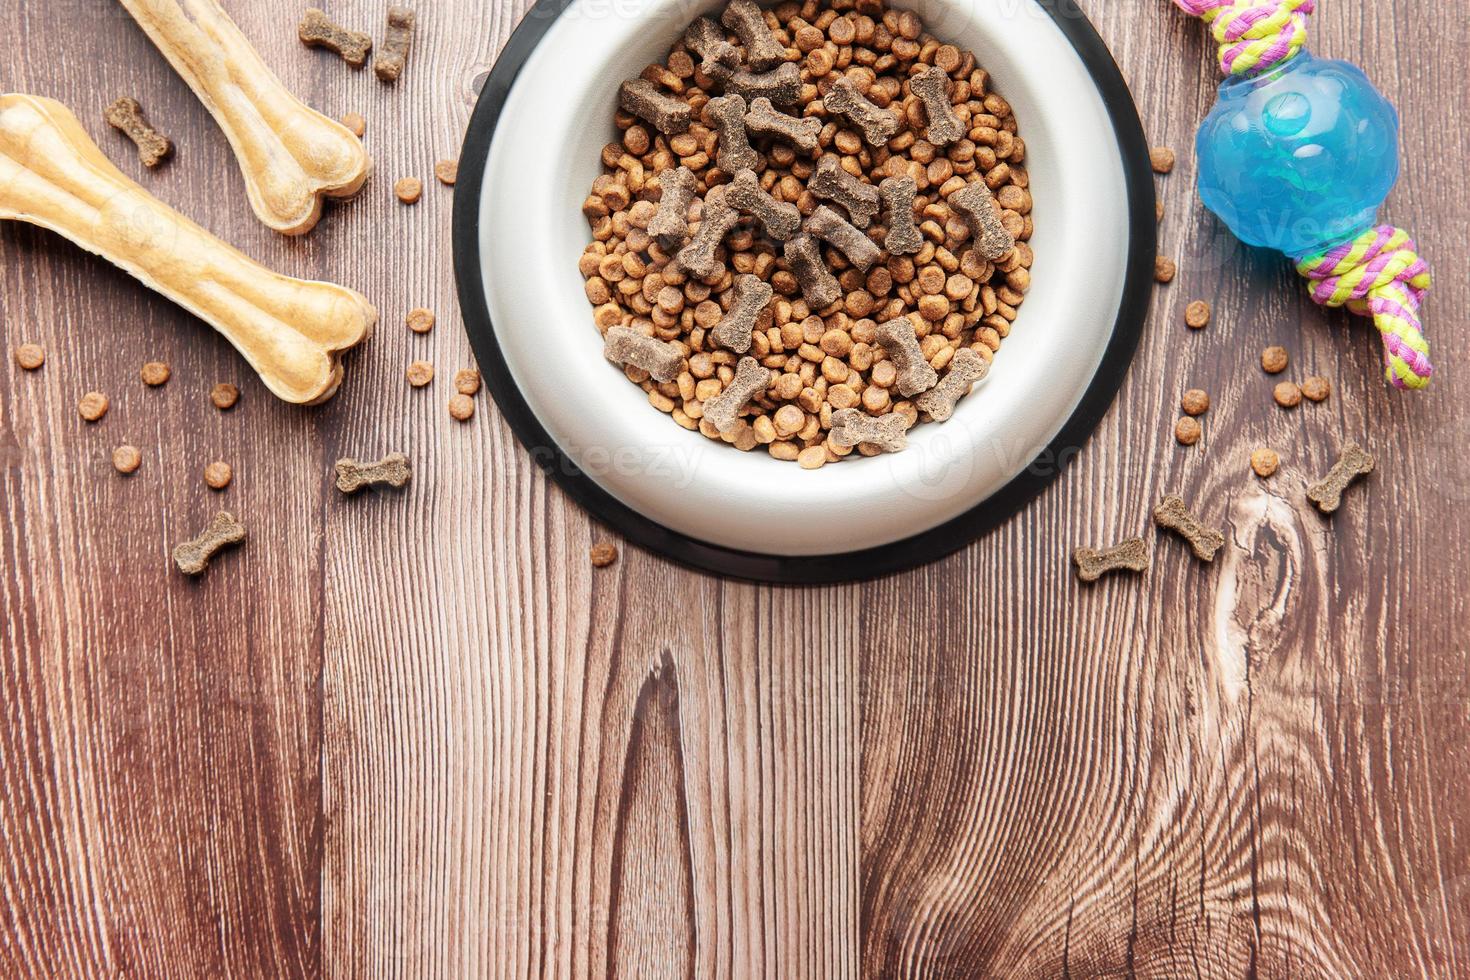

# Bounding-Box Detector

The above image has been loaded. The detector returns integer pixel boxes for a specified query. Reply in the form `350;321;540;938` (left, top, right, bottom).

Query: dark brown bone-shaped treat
806;206;881;272
829;408;910;453
726;168;800;240
783;233;841;309
724;64;802;109
685;17;742;74
619;79;692;135
1072;537;1149;582
822;77;900;147
949;180;1015;260
910;66;965;147
1307;443;1374;513
649;166;696;250
745;97;819;153
879;175;922;255
704;356;773;434
676;186;741;278
711;274;773;353
298;8;373;67
104;97;173;168
603;326;685;383
721;0;786;71
915;347;989;421
373;6;415;82
173;511;246;576
336;452;412;493
704;94;759;173
875;318;939;396
808;155;879;228
1152;494;1225;561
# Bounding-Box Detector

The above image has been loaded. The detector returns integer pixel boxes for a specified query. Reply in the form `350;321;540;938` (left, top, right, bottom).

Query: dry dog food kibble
299;9;372;67
406;360;434;387
1184;300;1210;329
112;444;142;475
14;343;44;370
712;274;773;352
140;360;170;386
105;97;173;168
649;166;696;249
406;307;436;334
210;382;239;410
1174;416;1201;445
915;347;988;421
394;177;422;203
1154;256;1176;283
78;391;109;422
454;369;482;396
722;0;785;70
743;97;821;153
829;408;909;453
1273;380;1302;408
726;168;800;240
823;76;900;147
1153;494;1224;562
173;511;245;576
948;180;1014;261
204;460;233;490
1150;146;1175;173
809;155;880;228
590;541;620;567
1181;388;1209;416
621;79;693;135
805;205;880;272
341;112;366;137
1301;375;1331;402
878;175;922;255
1261;345;1288;373
448;393;476;421
1073;537;1149;582
603;325;684;382
876;318;938;397
374;6;415;82
704;355;772;434
705;95;760;172
336;452;411;492
1251;447;1279;477
1307;443;1373;514
909;66;964;146
434;159;458;185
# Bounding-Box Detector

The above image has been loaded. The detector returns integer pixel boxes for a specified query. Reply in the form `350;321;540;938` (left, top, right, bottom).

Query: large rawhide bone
0;95;375;404
117;0;371;235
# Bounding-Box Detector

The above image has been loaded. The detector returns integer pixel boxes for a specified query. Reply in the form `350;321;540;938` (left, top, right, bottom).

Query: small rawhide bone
620;79;691;136
784;233;841;309
104;97;172;168
875;318;939;397
677;186;741;278
711;274;772;353
335;452;411;493
808;155;879;228
683;17;742;75
1072;537;1149;582
829;408;910;453
823;77;900;147
704;95;759;173
1307;443;1374;514
298;8;372;67
649;166;696;250
725;66;802;110
603;325;684;383
879;175;922;255
373;6;415;83
805;205;880;272
0;95;374;404
915;348;989;421
949;180;1015;261
910;66;964;147
174;511;245;576
744;97;819;153
726;168;799;240
721;0;786;71
1153;494;1225;561
120;0;371;235
704;356;772;434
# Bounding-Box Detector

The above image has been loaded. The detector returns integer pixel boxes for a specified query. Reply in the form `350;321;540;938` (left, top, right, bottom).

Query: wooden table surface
3;0;1468;976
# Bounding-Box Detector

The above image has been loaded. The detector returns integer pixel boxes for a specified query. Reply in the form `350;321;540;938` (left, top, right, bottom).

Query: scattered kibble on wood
1073;537;1149;582
13;343;44;370
341;112;366;137
173;511;245;576
335;452;411;493
1155;256;1176;283
1181;388;1210;416
1273;380;1302;408
406;307;435;334
298;8;373;67
449;393;475;421
434;159;458;185
1150;147;1176;173
104;97;173;168
1184;300;1210;329
1301;376;1331;402
112;445;141;475
1174;416;1201;446
1251;447;1279;478
210;382;239;410
1261;346;1288;374
140;360;170;386
1307;443;1373;514
374;6;416;83
406;360;434;387
394;177;423;204
78;391;109;422
453;369;481;396
204;460;233;490
589;541;619;568
1153;495;1224;562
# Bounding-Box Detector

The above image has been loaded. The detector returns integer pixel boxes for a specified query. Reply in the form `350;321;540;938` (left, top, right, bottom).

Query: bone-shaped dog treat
704;94;759;173
104;97;172;168
721;0;786;71
298;8;372;66
783;233;841;309
1153;494;1225;561
684;17;742;75
915;347;989;421
335;452;411;493
1307;443;1374;514
0;95;375;403
726;168;799;240
676;186;741;278
724;65;802;110
823;77;900;147
603;325;684;383
805;205;880;272
121;0;371;235
829;408;910;453
879;175;922;255
711;274;773;353
910;66;965;147
174;510;246;576
875;318;939;396
373;6;415;83
744;97;819;153
949;180;1015;261
703;355;772;434
650;166;696;250
620;79;692;136
1072;537;1149;582
808;155;879;228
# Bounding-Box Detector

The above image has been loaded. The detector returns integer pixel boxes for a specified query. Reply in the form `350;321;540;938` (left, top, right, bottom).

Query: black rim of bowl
453;0;1156;585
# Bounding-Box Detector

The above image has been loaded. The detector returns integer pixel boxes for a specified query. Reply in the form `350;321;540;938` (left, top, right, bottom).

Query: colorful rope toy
1172;0;1433;389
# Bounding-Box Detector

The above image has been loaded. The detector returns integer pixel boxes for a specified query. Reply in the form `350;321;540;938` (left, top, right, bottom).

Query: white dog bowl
454;0;1154;582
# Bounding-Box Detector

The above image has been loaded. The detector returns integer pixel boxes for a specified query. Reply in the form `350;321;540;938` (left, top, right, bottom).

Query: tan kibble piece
1174;416;1201;445
879;175;922;255
808;155;880;229
1184;300;1210;329
676;186;740;278
299;8;373;67
140;360;170;386
1155;256;1176;283
603;325;684;383
335;451;411;493
13;343;44;370
875;319;938;397
403;309;436;336
1153;494;1224;562
1181;388;1210;416
1156;201;1165;222
406;360;434;387
744;98;820;154
78;391;109;422
721;0;785;71
394;177;423;203
104;97;173;168
704;356;772;434
783;233;841;309
910;66;964;146
704;95;760;174
434;159;458;186
373;6;415;82
823;77;900;147
341;112;366;137
210;383;239;410
1072;537;1148;582
449;393;476;421
1251;447;1279;478
915;347;989;422
726;168;800;240
454;369;482;396
650;166;697;250
1151;146;1176;174
1301;375;1331;402
949;180;1014;260
712;274;773;353
173;511;245;576
1273;380;1302;408
829;408;910;453
590;541;619;568
805;205;880;272
1307;443;1374;514
797;445;827;470
112;444;141;475
1261;345;1288;373
204;460;233;490
619;79;692;135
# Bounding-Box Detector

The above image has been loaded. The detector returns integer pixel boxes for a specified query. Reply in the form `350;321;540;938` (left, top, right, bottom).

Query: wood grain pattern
2;0;1467;976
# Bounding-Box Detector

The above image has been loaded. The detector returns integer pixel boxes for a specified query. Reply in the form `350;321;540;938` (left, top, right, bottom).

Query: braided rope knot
1174;0;1315;76
1297;226;1434;389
